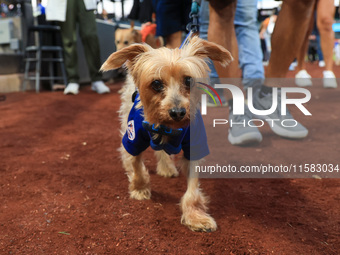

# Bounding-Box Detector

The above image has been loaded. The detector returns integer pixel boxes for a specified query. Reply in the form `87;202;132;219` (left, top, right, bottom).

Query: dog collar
142;121;183;137
142;121;186;155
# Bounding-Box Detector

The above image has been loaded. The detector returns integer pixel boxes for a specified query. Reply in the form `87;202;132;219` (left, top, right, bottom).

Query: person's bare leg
296;14;316;72
295;9;316;87
208;0;238;78
166;31;182;49
207;0;263;146
255;0;313;139
317;0;337;88
296;38;308;72
267;0;316;79
208;0;238;100
317;0;335;72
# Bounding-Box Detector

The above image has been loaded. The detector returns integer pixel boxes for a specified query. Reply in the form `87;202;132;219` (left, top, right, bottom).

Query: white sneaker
91;81;110;94
64;83;79;95
323;70;337;88
295;70;312;87
318;60;325;68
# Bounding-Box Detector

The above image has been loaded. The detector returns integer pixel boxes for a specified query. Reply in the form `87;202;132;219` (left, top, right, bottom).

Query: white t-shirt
46;0;96;22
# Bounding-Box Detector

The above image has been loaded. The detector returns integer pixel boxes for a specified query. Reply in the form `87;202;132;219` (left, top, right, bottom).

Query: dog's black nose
169;108;186;121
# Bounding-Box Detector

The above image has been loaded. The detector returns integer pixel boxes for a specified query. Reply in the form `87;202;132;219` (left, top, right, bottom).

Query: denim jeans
199;0;219;79
199;0;264;89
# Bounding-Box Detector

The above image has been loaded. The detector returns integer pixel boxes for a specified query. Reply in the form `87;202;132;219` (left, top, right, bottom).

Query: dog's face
102;37;233;129
115;28;142;51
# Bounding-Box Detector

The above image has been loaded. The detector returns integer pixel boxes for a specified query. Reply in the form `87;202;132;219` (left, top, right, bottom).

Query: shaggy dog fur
101;36;232;232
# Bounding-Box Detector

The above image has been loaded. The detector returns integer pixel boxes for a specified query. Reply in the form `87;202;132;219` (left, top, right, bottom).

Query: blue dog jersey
122;95;209;160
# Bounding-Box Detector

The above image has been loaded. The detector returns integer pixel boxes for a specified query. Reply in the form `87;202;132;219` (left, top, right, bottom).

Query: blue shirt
122;95;209;160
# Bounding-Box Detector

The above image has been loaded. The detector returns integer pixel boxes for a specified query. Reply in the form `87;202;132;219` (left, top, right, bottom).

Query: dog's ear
188;36;233;67
100;44;150;71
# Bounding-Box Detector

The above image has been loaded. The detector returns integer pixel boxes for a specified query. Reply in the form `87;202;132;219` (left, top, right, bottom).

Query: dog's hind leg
155;151;179;178
179;158;217;232
120;145;151;200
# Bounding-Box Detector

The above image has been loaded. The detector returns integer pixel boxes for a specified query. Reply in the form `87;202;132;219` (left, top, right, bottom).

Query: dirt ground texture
0;63;340;254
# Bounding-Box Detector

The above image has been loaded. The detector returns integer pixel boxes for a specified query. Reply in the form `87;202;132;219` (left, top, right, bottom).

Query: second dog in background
115;21;164;50
113;22;164;83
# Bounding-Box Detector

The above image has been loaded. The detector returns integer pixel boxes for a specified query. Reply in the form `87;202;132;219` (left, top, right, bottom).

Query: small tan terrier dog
115;23;141;51
101;36;232;232
115;21;163;50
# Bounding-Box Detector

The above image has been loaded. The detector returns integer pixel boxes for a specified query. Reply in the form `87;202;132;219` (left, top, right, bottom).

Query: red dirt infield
0;63;339;254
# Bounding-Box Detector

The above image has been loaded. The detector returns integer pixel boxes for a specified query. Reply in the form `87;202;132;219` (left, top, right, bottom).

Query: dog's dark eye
151;80;164;92
116;40;120;44
124;41;129;45
184;76;194;88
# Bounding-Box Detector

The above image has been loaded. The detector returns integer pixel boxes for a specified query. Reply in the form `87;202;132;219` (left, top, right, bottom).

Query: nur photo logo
197;83;312;128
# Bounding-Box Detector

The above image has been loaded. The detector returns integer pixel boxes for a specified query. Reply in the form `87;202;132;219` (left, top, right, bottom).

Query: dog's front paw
156;162;179;178
155;151;179;178
181;211;217;232
130;188;151;200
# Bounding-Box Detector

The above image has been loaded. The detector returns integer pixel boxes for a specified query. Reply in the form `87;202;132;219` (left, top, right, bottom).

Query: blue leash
180;30;194;49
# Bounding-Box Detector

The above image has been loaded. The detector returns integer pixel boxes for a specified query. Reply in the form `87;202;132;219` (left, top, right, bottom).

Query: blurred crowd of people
124;0;338;145
29;0;338;146
30;0;339;91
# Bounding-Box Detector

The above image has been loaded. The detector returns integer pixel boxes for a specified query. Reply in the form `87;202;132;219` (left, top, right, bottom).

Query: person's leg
315;15;324;65
207;0;262;145
317;0;335;72
227;0;263;145
77;0;102;82
296;36;309;73
59;0;79;84
199;0;220;81
199;0;210;41
77;0;110;93
199;0;227;105
166;31;182;49
208;0;239;79
208;0;239;118
253;0;315;139
295;11;315;87
266;0;316;79
316;0;337;88
296;13;315;73
234;0;264;90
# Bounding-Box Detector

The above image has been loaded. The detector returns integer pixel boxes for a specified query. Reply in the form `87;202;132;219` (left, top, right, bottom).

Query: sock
259;85;273;98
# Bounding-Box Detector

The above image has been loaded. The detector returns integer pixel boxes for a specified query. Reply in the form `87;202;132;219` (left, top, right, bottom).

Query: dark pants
59;0;102;83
